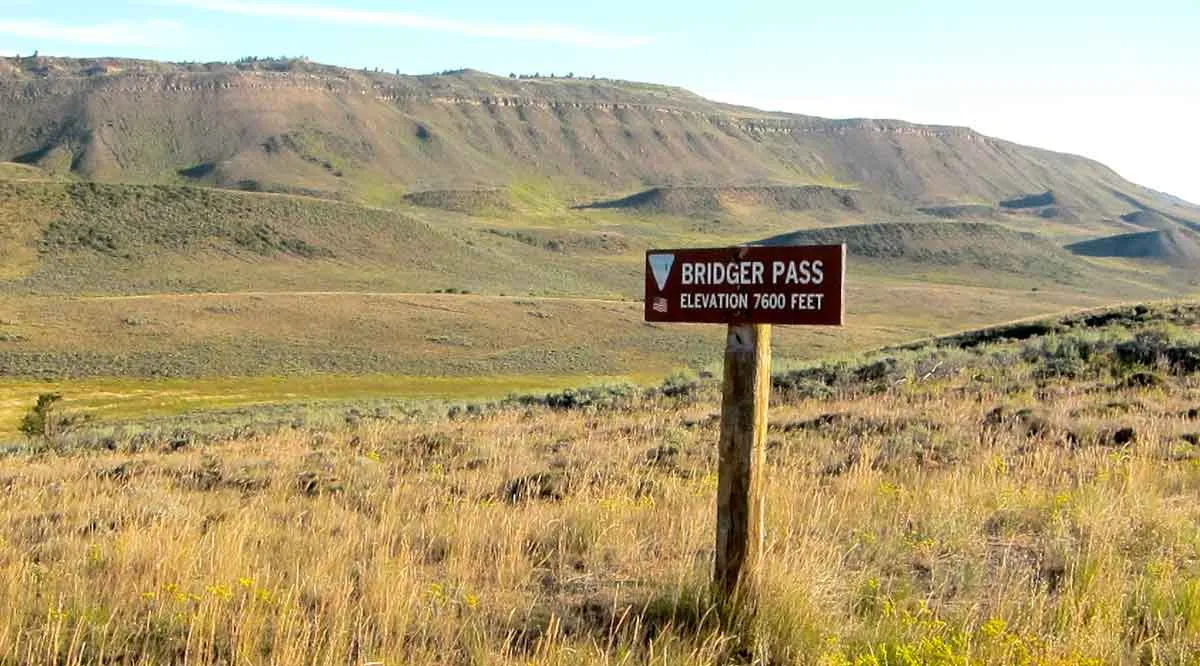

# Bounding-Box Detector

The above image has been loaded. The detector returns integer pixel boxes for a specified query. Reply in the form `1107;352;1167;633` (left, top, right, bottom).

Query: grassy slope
2;57;1198;236
0;181;641;297
0;58;1196;397
0;179;1191;388
0;162;48;179
3;179;1186;296
1067;228;1200;266
574;185;912;217
0;304;1198;663
760;222;1088;281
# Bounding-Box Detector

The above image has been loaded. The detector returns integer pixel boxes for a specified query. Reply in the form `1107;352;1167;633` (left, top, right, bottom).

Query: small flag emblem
652;297;669;313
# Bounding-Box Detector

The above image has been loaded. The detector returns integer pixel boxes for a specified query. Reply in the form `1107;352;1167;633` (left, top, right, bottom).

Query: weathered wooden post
714;322;771;599
644;244;845;609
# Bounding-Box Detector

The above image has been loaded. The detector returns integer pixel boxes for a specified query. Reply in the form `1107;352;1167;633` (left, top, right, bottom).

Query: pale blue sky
1;0;1197;202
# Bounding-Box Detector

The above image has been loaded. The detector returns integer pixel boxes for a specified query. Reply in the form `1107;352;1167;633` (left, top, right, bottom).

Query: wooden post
714;322;771;604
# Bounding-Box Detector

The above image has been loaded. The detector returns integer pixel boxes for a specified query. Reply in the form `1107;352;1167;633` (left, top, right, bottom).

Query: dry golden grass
1;350;1199;664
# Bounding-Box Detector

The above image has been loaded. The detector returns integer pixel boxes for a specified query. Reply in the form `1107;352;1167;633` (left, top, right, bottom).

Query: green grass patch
0;372;662;437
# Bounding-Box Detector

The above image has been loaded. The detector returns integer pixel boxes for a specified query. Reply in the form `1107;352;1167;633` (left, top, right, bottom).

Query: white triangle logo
648;253;674;291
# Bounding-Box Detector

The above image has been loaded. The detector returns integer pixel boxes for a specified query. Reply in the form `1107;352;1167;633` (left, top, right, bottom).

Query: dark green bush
509;383;640;411
657;371;703;399
855;357;902;383
1114;330;1173;369
773;361;852;394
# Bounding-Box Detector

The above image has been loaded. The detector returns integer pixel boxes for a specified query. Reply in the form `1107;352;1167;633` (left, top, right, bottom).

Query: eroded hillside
2;56;1198;238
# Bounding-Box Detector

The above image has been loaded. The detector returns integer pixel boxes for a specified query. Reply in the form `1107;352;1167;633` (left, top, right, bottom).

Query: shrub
773;361;852;394
1114;330;1174;369
1023;333;1106;379
19;393;63;440
1164;343;1200;375
1122;371;1166;389
510;383;639;411
658;370;703;399
779;379;834;400
1114;329;1200;375
855;357;906;383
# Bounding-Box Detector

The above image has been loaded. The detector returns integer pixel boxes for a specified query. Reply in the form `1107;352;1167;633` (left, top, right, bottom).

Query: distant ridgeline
0;55;1197;277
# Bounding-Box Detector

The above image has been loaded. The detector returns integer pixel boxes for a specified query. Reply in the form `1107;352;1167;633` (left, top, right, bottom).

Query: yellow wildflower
207;584;232;601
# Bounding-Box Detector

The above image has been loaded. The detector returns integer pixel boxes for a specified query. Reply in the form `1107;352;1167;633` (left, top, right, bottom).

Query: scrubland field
5;179;1186;440
0;303;1197;665
3;57;1200;665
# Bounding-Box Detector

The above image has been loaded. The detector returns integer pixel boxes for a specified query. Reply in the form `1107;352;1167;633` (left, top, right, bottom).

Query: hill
402;188;516;215
0;181;642;296
8;180;1183;299
1066;228;1200;266
1119;210;1178;230
4;179;1186;383
2;56;1198;239
0;55;1197;387
0;162;48;180
758;221;1094;280
2;53;1200;666
575;185;913;217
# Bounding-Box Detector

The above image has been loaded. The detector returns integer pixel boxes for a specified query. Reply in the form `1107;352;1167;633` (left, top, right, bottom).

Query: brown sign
644;244;845;325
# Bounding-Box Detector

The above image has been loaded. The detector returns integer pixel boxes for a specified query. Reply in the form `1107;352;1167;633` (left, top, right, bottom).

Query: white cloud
0;19;184;46
170;0;653;48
